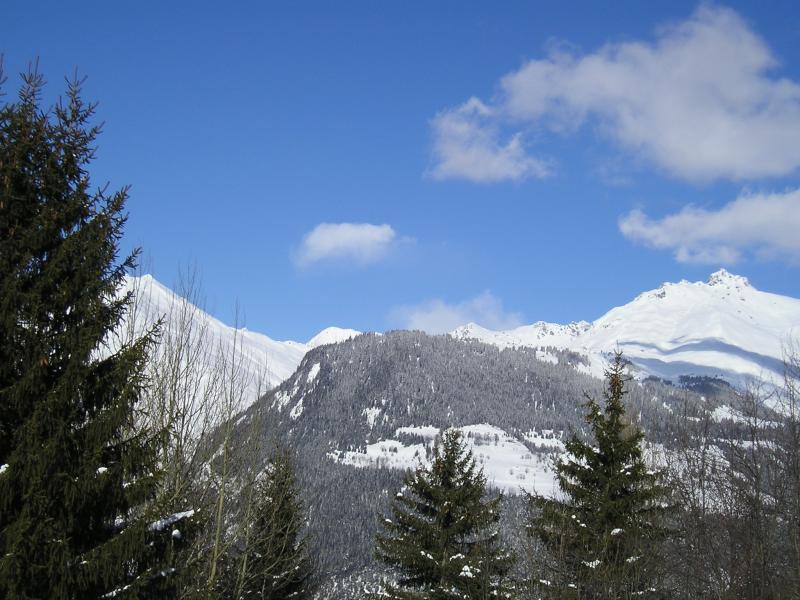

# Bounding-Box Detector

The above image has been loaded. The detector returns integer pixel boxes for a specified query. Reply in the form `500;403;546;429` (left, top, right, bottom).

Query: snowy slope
329;424;562;495
327;423;667;497
120;275;360;405
452;270;800;386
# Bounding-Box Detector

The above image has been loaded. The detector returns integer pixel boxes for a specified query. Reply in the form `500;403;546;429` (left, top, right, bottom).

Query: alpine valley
128;270;799;597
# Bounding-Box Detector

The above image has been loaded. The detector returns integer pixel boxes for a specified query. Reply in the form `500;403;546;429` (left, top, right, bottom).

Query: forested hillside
215;332;726;595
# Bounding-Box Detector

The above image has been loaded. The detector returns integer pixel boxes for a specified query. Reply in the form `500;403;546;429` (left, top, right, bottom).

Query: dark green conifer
0;67;189;598
527;352;671;599
233;447;313;600
374;429;514;599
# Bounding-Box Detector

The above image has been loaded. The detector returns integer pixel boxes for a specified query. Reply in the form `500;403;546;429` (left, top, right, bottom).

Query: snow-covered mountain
120;274;360;405
123;269;800;405
452;270;800;386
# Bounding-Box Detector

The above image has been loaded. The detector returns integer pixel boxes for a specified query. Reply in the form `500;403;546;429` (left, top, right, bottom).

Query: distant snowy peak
707;268;750;288
121;275;359;405
306;327;361;349
635;269;751;304
450;270;800;386
452;320;590;350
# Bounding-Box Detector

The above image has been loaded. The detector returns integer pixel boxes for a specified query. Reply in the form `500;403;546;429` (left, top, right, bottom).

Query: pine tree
232;447;313;600
0;68;189;598
527;352;671;599
374;429;514;600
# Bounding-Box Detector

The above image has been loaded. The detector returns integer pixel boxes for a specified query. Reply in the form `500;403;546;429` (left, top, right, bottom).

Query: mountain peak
707;268;750;288
307;327;361;349
449;269;799;385
454;322;484;333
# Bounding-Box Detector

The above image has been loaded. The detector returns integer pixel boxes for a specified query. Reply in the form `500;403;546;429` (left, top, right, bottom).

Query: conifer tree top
373;428;514;599
0;67;186;599
528;352;671;599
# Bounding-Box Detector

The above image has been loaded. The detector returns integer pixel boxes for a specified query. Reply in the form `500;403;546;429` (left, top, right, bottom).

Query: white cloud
437;6;800;183
619;189;800;264
429;97;551;183
295;223;398;267
391;291;524;334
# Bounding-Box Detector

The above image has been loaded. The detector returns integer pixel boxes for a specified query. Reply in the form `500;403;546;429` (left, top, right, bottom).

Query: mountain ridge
452;269;800;386
121;275;362;405
126;269;800;399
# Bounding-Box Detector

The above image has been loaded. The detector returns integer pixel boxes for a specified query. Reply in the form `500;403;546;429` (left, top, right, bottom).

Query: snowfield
328;424;564;496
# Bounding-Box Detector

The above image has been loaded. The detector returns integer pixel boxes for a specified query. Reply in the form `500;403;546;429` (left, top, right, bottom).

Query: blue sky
4;1;800;340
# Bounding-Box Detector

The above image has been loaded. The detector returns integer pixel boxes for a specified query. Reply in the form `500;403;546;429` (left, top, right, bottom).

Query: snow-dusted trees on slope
664;347;800;598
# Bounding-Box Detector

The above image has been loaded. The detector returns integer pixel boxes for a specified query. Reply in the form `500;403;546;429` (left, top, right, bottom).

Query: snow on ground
306;362;321;384
462;424;560;496
330;426;730;503
272;389;291;411
289;397;305;420
329;423;561;496
363;407;383;429
711;404;746;424
709;403;783;427
329;439;428;471
535;350;559;365
523;430;567;451
396;425;440;439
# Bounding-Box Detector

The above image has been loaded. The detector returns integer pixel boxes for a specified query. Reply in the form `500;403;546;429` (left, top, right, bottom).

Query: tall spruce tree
527;352;670;599
374;429;514;600
0;68;187;598
232;447;313;600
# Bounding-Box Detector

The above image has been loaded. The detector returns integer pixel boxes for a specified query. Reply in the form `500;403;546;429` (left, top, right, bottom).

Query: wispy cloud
295;222;400;267
619;189;800;264
433;6;800;183
391;291;524;334
429;97;551;183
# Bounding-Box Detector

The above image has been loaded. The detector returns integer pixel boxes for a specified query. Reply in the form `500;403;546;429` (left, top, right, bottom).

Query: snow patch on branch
148;509;195;532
